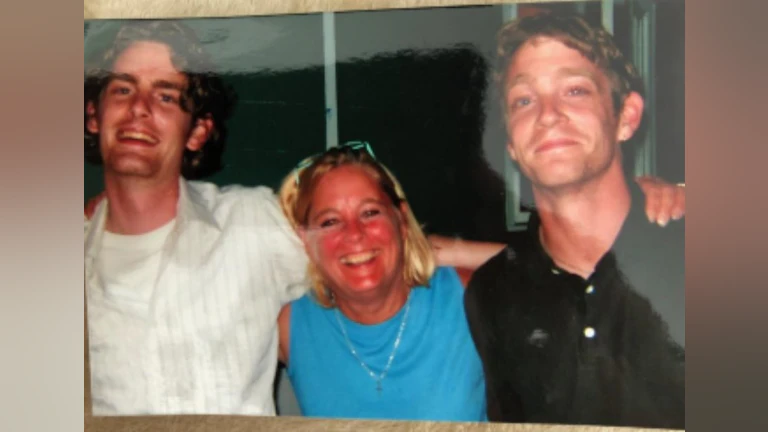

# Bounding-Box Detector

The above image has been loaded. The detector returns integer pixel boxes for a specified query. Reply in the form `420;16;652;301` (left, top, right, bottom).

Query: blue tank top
287;266;487;421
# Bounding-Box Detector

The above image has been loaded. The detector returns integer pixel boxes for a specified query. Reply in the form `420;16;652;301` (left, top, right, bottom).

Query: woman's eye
361;208;381;219
319;218;340;229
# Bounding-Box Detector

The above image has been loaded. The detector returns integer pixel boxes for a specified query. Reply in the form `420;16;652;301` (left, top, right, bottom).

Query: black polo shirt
464;183;685;429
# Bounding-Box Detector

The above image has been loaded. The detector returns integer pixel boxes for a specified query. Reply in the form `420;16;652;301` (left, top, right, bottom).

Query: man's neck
533;161;630;279
103;175;181;235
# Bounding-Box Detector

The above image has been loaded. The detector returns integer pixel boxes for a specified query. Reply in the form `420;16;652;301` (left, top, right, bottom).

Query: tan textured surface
84;0;594;19
83;0;681;430
85;415;681;432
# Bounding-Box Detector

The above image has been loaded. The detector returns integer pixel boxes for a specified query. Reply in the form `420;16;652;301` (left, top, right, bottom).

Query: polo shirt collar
523;180;645;281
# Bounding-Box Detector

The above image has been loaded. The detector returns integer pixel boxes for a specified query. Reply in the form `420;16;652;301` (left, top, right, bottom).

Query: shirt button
551;268;560;275
583;327;596;338
585;284;594;294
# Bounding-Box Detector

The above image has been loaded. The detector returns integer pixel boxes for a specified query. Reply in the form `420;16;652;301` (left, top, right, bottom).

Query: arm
635;176;685;227
429;234;505;270
277;304;291;366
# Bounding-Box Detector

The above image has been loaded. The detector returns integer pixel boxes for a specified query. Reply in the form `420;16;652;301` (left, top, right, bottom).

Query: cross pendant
376;381;382;394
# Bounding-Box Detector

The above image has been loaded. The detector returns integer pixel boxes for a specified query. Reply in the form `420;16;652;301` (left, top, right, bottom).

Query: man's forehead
111;40;185;75
511;36;594;67
505;37;603;85
507;66;599;85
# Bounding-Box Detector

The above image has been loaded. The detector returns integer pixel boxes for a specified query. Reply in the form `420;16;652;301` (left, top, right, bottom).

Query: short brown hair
496;13;643;114
278;146;435;308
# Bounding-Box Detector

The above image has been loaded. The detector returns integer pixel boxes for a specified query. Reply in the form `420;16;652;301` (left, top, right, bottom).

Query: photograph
84;0;685;430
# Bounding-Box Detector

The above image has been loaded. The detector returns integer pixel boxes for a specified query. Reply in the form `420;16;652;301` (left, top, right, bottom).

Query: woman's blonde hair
278;145;435;308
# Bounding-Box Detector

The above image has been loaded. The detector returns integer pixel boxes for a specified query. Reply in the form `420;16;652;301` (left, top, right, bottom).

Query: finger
636;176;661;223
643;184;661;223
655;185;675;227
671;185;686;220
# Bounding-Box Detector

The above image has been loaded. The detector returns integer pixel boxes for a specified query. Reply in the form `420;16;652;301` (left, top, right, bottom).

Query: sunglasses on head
293;140;377;185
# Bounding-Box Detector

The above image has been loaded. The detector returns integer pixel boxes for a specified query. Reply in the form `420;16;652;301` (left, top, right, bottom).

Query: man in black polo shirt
463;14;684;429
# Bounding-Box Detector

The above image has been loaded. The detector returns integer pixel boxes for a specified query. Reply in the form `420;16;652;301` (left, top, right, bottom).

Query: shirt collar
177;178;221;231
84;178;221;260
523;180;644;279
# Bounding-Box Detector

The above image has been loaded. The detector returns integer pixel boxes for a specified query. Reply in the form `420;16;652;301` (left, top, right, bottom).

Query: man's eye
567;86;590;96
159;93;178;103
111;86;131;95
510;96;532;110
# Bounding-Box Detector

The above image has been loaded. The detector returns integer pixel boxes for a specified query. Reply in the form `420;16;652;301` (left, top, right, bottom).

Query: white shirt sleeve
230;185;310;306
260;189;310;304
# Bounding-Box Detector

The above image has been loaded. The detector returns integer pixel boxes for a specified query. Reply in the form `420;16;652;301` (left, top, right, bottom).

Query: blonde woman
276;141;487;421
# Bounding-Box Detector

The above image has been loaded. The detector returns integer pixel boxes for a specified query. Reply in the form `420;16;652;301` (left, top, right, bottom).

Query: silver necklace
333;290;412;394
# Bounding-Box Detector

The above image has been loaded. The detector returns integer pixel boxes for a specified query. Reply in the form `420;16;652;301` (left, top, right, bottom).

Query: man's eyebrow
107;72;137;84
557;67;598;81
106;74;185;92
506;74;532;89
506;68;600;89
153;80;186;92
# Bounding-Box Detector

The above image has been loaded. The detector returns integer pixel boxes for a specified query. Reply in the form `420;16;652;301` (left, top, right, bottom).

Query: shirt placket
549;266;598;350
581;276;598;343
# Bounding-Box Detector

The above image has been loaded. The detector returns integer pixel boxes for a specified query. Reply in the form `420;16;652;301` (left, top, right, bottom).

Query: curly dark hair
84;20;237;179
495;13;644;115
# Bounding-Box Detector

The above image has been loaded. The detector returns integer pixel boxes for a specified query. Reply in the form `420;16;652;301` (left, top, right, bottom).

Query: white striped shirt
85;180;309;415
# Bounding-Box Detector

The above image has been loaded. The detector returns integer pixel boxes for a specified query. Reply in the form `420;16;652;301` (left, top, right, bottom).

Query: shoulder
463;243;529;323
467;246;520;294
286;294;330;334
423;267;465;299
186;180;304;260
187;180;279;210
620;286;678;342
289;293;315;310
187;180;293;231
430;266;461;286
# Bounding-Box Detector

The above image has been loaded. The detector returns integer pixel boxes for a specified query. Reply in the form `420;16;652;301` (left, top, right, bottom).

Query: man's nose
536;96;565;127
129;93;151;118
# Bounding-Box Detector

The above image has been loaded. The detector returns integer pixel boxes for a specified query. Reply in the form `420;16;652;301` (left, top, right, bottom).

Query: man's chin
531;172;581;188
105;160;157;178
530;175;590;195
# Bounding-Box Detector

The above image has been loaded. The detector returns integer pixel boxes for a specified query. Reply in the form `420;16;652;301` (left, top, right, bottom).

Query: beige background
84;0;590;19
83;1;682;431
